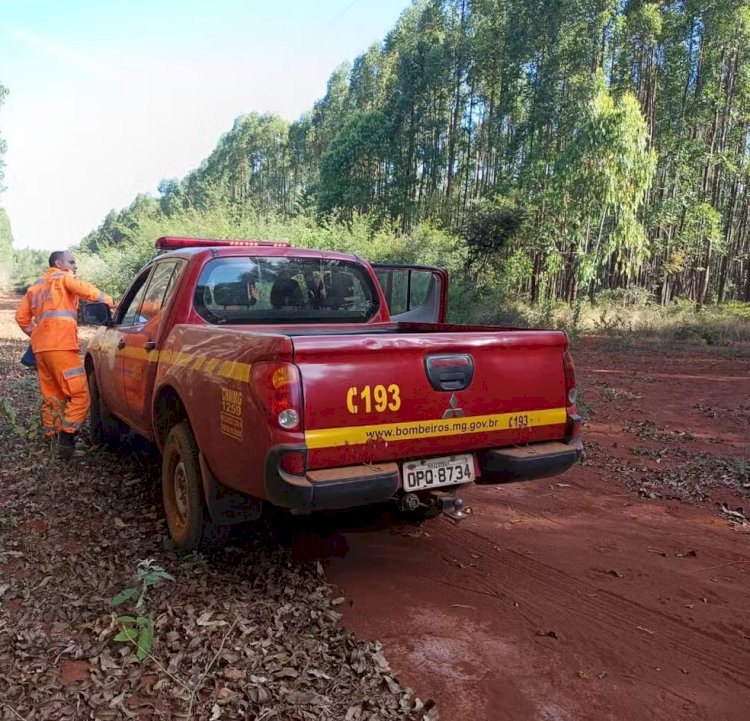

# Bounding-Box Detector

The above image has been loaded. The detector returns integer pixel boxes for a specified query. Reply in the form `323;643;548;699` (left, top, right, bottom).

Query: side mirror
81;302;112;326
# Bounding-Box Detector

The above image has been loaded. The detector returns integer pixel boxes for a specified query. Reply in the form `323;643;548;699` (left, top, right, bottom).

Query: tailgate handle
425;354;474;392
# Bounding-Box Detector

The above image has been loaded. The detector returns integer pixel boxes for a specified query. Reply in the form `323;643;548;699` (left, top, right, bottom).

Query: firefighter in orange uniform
15;251;115;458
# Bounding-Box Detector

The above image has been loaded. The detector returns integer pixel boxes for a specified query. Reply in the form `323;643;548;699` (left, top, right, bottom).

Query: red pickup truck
82;236;582;551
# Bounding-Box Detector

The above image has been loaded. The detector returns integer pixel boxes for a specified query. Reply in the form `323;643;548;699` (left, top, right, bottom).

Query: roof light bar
155;236;291;251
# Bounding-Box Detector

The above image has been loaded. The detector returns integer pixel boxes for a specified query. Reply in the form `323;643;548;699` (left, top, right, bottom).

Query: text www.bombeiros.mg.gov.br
365;417;499;441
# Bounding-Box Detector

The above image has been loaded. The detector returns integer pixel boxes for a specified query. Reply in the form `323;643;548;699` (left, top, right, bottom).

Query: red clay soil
328;337;750;721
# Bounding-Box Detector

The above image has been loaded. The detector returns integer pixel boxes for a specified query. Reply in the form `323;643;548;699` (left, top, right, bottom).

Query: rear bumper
479;439;583;483
265;439;583;513
265;446;400;513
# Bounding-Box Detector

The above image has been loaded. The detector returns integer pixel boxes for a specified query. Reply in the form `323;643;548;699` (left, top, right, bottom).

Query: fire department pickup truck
82;236;582;551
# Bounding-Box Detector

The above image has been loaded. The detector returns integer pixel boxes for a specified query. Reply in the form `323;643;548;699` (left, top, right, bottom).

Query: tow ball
434;491;471;522
398;489;471;522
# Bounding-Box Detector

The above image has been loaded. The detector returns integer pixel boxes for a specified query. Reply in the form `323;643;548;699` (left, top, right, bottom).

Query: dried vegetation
0;298;436;721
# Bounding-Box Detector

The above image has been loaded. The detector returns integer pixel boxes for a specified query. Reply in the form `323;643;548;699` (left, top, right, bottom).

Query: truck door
372;264;449;323
120;259;185;432
98;266;153;422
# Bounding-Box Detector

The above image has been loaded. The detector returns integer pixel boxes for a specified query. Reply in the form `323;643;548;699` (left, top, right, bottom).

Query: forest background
2;0;750;336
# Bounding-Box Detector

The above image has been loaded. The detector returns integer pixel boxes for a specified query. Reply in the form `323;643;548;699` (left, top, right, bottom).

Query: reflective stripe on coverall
15;268;114;435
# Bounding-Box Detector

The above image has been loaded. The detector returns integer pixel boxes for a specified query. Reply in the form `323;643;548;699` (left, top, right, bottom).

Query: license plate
402;454;475;491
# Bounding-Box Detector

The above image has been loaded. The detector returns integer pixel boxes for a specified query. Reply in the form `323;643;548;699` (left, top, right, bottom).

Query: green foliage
114;615;155;662
10;248;48;292
0;207;13;287
0;395;41;440
678;203;723;261
318;110;390;217
461;197;527;261
111;559;174;662
547;85;656;297
594;286;655;308
74;0;750;310
110;558;175;611
0;397;21;436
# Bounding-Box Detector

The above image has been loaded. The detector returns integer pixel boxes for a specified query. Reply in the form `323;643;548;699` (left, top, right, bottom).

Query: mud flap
199;453;262;524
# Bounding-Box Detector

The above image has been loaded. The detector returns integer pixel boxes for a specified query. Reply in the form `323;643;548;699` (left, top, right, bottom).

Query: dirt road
327;338;750;721
2;286;748;720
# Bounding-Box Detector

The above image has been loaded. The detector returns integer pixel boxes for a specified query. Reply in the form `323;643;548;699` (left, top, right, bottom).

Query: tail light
252;362;303;431
563;351;577;406
563;351;581;442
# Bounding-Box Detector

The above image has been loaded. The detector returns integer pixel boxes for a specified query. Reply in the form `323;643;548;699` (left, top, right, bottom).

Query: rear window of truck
193;257;380;325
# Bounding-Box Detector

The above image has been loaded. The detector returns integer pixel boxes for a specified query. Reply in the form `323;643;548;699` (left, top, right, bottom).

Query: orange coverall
15;268;114;436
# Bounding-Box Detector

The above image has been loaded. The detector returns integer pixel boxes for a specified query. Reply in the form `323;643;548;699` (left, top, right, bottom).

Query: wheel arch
153;383;190;452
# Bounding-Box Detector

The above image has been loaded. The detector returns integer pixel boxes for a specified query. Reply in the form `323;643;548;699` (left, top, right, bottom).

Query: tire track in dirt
426;521;750;691
331;506;749;720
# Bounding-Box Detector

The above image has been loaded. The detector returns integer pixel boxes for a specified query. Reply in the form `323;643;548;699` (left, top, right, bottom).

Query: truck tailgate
291;329;570;471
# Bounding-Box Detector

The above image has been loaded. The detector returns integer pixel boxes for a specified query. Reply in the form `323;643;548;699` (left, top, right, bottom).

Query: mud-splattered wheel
162;421;230;552
87;368;123;449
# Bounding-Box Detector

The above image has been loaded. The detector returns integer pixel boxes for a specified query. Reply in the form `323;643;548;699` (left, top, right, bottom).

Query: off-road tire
162;421;230;552
87;369;122;449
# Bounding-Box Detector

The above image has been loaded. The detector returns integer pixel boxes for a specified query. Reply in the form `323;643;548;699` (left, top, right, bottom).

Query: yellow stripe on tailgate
304;407;567;450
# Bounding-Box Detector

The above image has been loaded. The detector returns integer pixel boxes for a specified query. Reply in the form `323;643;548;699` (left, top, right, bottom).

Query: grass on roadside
486;292;750;350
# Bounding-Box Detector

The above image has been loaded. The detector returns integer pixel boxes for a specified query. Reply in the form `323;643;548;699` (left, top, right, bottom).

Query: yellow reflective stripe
120;346;157;361
304;408;568;450
169;351;194;367
217;360;252;383
116;345;251;383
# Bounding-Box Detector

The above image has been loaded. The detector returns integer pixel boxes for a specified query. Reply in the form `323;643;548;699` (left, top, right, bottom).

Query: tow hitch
398;489;471;522
432;490;470;522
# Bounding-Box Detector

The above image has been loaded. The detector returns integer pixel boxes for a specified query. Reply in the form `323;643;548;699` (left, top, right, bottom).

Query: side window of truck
375;268;431;315
116;269;153;326
116;261;185;326
138;260;185;324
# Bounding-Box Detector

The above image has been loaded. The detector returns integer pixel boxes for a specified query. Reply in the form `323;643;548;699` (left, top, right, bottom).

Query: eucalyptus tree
546;85;656;301
189;113;293;214
318;110;390;219
75;0;750;304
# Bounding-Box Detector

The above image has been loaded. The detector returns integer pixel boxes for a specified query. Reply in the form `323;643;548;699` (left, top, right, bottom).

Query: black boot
58;431;76;460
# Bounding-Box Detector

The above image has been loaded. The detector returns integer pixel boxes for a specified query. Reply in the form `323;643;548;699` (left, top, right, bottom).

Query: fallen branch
185;616;240;720
3;704;30;721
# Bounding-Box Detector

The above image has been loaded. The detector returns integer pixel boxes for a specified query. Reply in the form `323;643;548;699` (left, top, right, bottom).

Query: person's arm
63;274;115;307
15;292;36;336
